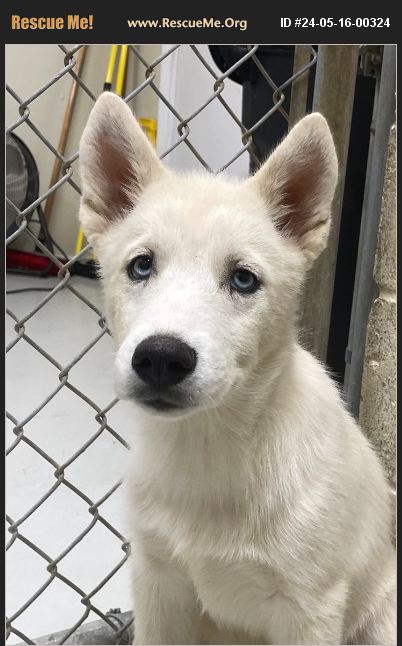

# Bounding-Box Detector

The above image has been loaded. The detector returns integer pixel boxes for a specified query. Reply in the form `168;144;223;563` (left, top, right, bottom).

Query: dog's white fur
79;93;396;645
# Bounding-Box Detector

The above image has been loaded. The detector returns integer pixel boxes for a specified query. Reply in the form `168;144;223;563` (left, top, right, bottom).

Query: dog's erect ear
79;92;165;244
249;113;338;263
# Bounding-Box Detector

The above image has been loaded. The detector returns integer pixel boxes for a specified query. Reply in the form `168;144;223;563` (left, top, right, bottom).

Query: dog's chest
134;475;290;639
131;468;271;561
129;443;312;636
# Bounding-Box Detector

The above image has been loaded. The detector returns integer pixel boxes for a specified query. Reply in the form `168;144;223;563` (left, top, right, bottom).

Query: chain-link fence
6;43;375;645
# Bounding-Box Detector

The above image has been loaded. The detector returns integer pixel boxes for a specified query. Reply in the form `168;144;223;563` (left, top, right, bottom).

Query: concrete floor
6;273;135;643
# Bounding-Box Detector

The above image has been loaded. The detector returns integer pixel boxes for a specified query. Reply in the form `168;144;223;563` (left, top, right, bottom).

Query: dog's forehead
124;173;275;250
150;174;251;216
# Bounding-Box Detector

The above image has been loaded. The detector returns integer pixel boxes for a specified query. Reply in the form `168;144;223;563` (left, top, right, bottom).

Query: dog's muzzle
131;334;197;411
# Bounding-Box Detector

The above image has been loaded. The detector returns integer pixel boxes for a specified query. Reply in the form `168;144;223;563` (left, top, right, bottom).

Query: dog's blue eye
127;254;153;281
230;269;259;294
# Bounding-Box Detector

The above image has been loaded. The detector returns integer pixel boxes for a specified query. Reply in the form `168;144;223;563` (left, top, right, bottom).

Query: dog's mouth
131;386;194;414
142;397;182;412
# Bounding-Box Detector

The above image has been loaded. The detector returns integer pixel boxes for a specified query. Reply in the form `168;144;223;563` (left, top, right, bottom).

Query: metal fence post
288;45;313;128
343;44;396;416
299;45;360;361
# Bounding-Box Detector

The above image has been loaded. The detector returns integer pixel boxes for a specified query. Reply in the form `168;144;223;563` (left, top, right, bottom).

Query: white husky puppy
79;93;395;645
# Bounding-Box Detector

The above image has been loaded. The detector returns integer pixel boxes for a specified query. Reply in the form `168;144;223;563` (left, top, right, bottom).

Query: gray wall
358;118;396;536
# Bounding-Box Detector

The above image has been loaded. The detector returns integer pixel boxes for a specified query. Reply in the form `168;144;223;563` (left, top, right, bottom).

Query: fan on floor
6;132;60;275
6;133;38;238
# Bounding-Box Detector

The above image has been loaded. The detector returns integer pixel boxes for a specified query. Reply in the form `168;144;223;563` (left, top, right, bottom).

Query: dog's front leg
264;580;348;645
132;546;201;645
268;615;344;646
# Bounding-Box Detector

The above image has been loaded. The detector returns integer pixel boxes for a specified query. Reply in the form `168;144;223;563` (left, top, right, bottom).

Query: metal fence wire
5;44;319;645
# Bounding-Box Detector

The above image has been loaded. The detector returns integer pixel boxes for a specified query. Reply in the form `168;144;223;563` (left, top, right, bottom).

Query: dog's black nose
132;335;197;389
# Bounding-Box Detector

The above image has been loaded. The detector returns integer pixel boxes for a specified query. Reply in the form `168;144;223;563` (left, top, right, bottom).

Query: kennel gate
5;44;388;645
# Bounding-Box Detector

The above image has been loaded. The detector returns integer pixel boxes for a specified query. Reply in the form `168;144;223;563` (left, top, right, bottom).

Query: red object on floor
6;249;60;275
